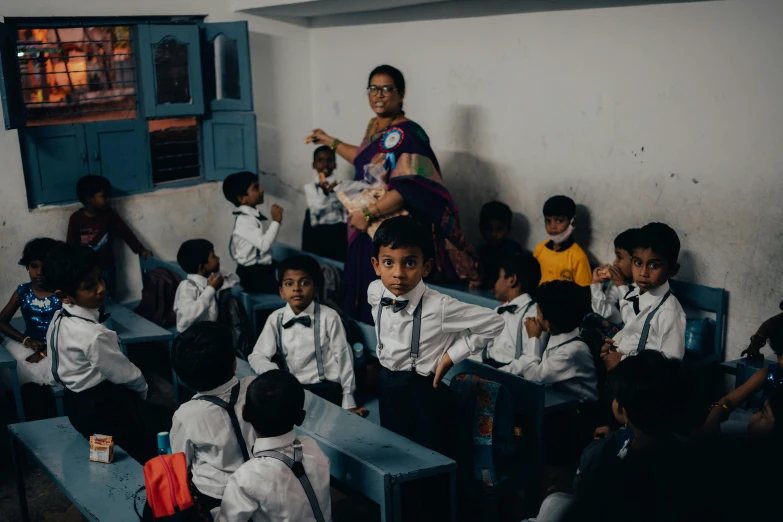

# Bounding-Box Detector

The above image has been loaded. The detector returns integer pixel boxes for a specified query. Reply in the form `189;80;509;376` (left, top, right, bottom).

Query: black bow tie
283;316;312;329
497;305;518;315
628;295;641;315
381;297;409;313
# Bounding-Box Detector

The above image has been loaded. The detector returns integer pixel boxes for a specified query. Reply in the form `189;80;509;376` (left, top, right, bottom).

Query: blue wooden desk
0;342;25;421
9;417;144;522
236;360;457;522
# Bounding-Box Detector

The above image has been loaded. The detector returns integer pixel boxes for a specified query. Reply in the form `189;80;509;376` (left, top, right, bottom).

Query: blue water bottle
157;432;172;455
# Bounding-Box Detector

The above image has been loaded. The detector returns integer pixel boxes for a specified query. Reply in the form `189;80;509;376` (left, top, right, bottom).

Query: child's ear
295;409;306;427
371;257;381;277
509;273;519;288
54;290;70;303
422;258;434;278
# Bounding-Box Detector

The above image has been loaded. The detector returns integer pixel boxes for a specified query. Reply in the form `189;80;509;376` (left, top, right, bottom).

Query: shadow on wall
574;203;600;267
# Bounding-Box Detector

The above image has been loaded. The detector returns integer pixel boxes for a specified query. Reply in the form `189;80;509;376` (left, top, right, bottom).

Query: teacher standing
306;65;480;323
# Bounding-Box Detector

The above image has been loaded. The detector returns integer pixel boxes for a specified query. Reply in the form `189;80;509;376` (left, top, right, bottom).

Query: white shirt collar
236;205;261;218
283;300;316;322
546;328;581;349
253;430;297;453
187;273;208;288
382;280;426;315
638;281;671;309
63;302;101;322
507;293;533;311
194;376;239;398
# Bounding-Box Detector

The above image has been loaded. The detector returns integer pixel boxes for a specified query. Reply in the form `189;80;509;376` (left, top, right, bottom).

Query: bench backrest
139;255;188;280
272;243;345;271
670;279;728;360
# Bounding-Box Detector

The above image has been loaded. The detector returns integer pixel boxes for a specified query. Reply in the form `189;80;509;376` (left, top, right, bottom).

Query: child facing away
600;223;687;370
302;145;347;262
222;171;283;294
249;255;366;415
470;252;549;368
501;280;599;404
368;216;504;454
44;242;172;463
0;238;60;388
477;201;524;289
533;195;592;287
590;228;638;325
170;322;256;516
66;175;152;296
217;370;332;522
174;239;239;333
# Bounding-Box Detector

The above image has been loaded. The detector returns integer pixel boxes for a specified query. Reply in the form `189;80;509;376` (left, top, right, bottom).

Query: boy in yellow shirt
533;195;592;286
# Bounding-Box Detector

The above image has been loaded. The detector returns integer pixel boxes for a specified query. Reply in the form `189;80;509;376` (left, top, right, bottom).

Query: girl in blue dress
0;238;61;386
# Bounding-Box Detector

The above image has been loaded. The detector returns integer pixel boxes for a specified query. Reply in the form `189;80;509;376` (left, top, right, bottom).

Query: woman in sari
306;65;480;323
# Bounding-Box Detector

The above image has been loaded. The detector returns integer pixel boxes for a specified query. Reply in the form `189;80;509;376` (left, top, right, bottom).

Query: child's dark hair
497;252;541;297
222;171;258;207
172;322;235;392
368;65;406;115
768;326;783;356
373;216;434;261
278;254;323;290
243;370;305;437
614;228;639;255
76;175;111;205
480;201;513;227
610;350;687;438
633;222;681;266
19;237;58;268
177;239;214;275
42;242;98;295
313;145;334;162
542;195;576;219
536;280;587;334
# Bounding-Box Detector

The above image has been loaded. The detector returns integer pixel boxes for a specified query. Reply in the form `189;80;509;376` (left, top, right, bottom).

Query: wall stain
692;178;699;184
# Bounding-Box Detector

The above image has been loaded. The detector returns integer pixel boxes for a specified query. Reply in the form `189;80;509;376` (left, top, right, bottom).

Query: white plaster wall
0;1;313;304
308;0;783;360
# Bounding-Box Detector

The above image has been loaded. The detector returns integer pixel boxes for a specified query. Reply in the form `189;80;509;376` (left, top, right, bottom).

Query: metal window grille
149;118;201;184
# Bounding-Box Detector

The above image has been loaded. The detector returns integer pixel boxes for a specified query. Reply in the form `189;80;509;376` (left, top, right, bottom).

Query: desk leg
392;483;402;522
9;367;25;422
449;470;457;522
381;477;393;522
11;435;30;522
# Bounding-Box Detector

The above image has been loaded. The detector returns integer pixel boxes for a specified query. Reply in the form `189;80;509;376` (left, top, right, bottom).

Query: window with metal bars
149;117;201;184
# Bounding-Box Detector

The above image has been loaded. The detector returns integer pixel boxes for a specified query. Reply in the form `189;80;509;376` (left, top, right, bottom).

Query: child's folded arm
655;309;686;360
234;215;280;255
87;330;148;397
175;283;216;331
590;283;615;318
441;297;505;364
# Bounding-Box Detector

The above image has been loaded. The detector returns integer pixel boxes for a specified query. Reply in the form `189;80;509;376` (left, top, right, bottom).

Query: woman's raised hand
305;128;333;146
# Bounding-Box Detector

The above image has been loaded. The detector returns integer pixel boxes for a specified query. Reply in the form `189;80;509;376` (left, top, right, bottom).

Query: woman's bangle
330;138;342;151
22;336;31;348
710;403;729;412
361;207;374;223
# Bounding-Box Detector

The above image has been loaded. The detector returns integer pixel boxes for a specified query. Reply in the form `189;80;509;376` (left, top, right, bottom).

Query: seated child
368;216;504;453
590;228;638;325
741;302;783;359
477;201;524;288
601;222;687;370
533;195;592;287
0;238;60;388
470;252;548;368
501;280;599;404
302;145;347;262
222;171;283;293
66;175;152;295
249;255;365;415
174;239;239;333
217;370;331;522
170;322;256;516
44;242;172;463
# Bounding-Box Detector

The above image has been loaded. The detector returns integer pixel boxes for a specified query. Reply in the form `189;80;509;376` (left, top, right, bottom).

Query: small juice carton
89;434;114;463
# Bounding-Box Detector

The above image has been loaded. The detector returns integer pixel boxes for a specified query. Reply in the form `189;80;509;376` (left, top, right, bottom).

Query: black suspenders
195;382;251;462
375;296;424;371
276;303;325;381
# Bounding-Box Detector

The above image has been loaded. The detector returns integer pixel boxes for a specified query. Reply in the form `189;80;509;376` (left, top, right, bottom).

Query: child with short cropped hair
477;201;524;288
533;195;591;287
170;322;256;516
591;228;638;325
502;280;598;403
174;239;239;333
249;254;364;415
66;175;152;295
44;242;172;463
601;223;687;370
218;370;331;522
223;171;282;293
302;146;347;262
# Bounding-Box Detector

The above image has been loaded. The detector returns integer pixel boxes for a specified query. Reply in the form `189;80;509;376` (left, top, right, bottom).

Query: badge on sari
380;127;404;171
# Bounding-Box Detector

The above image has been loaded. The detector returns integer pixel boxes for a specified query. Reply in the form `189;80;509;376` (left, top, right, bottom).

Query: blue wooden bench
9;417;144;522
669;279;728;363
0;342;25;421
235;359;456;522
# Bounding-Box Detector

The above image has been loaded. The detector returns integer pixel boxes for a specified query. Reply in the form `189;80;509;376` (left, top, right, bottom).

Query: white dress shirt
470;293;549;366
230;205;280;267
249;302;357;409
614;281;687;360
170;376;256;500
217;431;332;522
304;179;346;226
173;272;240;333
46;303;147;397
501;328;599;403
368;279;505;376
590;282;632;324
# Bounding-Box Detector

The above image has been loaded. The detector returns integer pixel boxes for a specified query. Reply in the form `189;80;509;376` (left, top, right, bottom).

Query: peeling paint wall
309;0;783;360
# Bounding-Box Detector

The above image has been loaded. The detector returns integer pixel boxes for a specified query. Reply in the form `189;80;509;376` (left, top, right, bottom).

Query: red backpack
134;453;212;521
135;267;182;328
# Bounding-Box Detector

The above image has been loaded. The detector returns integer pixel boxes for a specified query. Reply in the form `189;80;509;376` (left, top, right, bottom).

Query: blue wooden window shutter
21;124;88;206
86;120;151;196
202;112;258;181
202;22;254;113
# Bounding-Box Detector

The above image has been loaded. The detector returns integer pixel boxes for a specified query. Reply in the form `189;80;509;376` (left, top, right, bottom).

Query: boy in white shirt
601;222;687;370
218;370;331;522
44;242;172;463
223;171;283;293
502;280;599;404
249;254;366;415
368;216;504;454
170;322;256;516
590;228;638;325
470;252;548;368
302;146;347;262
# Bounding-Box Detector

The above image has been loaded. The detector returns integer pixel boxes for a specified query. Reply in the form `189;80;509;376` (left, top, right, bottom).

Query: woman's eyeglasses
367;85;397;96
